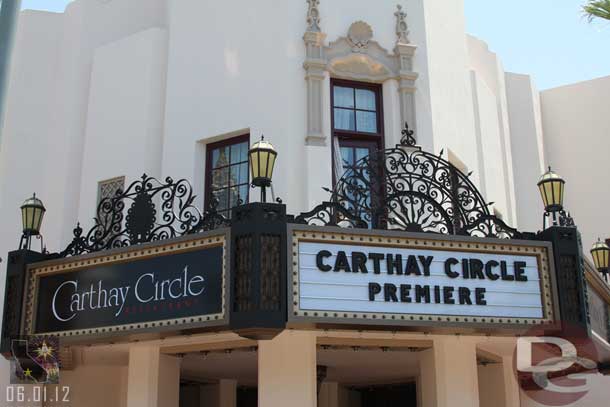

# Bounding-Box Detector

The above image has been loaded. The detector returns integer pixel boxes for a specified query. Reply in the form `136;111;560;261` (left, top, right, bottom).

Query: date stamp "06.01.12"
4;335;70;406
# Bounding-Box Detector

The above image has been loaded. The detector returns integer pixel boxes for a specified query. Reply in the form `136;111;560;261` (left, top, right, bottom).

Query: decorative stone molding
325;35;401;83
302;2;419;144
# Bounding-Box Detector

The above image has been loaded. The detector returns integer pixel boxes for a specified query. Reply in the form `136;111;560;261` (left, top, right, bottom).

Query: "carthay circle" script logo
51;266;205;322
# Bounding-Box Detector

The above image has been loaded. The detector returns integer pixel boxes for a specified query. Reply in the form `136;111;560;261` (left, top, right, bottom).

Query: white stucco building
0;1;609;406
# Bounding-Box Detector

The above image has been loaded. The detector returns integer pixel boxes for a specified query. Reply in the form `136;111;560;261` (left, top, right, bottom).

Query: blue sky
21;0;610;89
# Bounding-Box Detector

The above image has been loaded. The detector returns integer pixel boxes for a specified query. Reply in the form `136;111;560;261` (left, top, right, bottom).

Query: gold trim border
23;234;228;337
290;230;555;325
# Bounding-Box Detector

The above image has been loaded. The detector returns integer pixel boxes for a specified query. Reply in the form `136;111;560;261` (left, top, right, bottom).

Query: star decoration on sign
35;341;55;360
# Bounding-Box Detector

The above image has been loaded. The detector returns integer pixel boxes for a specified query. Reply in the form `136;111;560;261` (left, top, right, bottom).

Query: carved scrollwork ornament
347;21;374;52
306;0;321;32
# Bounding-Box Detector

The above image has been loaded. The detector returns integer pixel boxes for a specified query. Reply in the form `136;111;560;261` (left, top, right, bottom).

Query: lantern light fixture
248;136;277;203
538;167;565;212
538;167;574;229
591;239;610;282
20;193;46;250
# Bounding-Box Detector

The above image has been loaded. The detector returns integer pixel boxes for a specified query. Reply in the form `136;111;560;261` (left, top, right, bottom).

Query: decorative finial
306;0;321;32
400;122;416;147
395;4;410;44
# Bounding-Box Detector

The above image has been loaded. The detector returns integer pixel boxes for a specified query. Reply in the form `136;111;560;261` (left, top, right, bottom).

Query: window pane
340;147;354;167
211;167;229;189
239;185;249;204
213;189;229;212
333;86;354;108
355;89;376;111
212;146;230;168
231;142;248;164
228;186;240;208
334;108;355;131
356;111;377;133
239;142;249;162
355;147;369;162
230;162;249;185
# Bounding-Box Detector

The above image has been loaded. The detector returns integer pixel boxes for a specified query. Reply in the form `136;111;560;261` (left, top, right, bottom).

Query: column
318;381;339;407
501;355;521;407
419;337;480;407
126;346;181;407
258;330;317;407
218;379;237;407
477;355;520;407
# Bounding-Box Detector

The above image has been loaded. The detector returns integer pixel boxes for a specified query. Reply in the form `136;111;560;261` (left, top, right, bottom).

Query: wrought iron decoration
543;209;575;229
57;123;525;258
59;174;229;257
296;123;525;239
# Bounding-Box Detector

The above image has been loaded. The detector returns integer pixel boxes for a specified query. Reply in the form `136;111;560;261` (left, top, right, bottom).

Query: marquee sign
22;232;228;337
288;226;558;328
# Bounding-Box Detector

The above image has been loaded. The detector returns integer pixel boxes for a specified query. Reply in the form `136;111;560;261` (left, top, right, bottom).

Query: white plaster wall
416;0;479;180
0;10;64;392
467;35;517;224
540;75;610;253
42;0;168;247
470;71;509;219
505;73;546;232
77;27;168;229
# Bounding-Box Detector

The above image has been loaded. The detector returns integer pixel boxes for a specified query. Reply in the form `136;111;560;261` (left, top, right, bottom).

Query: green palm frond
583;0;610;22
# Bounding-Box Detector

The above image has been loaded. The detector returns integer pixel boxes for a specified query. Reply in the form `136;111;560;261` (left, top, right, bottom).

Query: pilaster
419;337;480;407
258;330;317;407
126;346;181;407
304;31;327;144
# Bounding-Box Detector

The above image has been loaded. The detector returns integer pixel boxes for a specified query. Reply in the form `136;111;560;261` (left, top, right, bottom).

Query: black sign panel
34;246;223;334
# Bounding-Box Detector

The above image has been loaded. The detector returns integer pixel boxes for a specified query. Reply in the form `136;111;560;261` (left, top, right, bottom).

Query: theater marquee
288;226;559;328
22;231;228;338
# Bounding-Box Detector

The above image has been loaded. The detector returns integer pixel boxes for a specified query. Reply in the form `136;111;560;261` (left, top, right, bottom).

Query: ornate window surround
303;2;418;145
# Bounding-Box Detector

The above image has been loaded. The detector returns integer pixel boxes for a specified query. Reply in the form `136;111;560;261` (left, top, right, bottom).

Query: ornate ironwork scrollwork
59;174;229;257
400;122;417;147
301;123;524;239
543;209;575;230
293;201;368;229
457;215;524;240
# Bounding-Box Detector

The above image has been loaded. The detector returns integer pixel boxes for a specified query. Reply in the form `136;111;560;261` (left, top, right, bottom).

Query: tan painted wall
478;364;507;407
48;365;128;407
